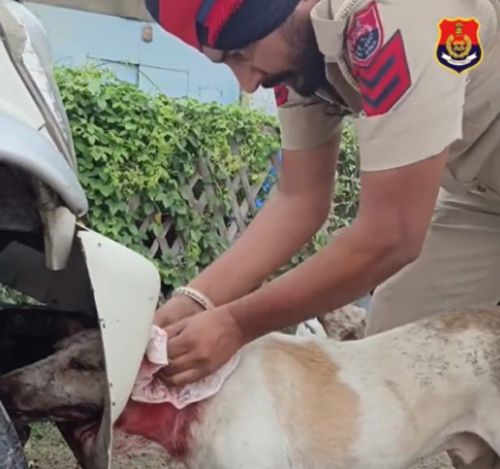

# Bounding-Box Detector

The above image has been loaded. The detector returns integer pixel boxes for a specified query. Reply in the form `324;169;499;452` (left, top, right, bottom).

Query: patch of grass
24;423;77;469
24;423;182;469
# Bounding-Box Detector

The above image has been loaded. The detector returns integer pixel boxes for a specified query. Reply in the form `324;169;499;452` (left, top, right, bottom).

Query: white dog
114;306;500;469
2;306;500;468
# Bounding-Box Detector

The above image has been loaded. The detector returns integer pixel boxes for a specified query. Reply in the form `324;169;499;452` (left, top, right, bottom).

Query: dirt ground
24;423;184;469
25;422;453;469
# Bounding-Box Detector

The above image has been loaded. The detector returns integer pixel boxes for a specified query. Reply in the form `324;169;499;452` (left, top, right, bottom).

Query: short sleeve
274;85;344;151
344;0;498;172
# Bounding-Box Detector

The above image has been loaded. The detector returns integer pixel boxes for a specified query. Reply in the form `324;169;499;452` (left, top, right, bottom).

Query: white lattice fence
135;154;280;260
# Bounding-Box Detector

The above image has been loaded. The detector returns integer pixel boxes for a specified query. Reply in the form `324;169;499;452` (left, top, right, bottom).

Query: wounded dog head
0;326;202;462
0;329;105;424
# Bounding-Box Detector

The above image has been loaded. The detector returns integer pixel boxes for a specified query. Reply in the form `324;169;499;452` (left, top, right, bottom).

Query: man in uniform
147;0;500;465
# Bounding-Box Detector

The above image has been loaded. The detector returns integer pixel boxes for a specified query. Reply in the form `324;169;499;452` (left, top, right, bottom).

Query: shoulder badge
345;2;411;117
436;18;483;74
346;1;384;67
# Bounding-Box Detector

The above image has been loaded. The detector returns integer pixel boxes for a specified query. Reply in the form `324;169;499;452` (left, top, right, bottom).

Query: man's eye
213;51;228;63
229;50;246;61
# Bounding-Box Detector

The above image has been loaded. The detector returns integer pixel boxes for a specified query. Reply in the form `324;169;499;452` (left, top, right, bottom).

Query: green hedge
54;66;360;292
55;67;280;289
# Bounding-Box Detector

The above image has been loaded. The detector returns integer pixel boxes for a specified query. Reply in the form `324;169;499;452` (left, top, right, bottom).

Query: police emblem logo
347;1;384;67
436;18;483;74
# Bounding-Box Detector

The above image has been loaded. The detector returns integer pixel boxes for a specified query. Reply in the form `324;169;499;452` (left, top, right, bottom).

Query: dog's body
116;306;500;468
2;307;500;468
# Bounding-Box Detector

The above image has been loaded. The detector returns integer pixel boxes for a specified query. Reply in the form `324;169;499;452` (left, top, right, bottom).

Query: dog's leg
463;402;500;469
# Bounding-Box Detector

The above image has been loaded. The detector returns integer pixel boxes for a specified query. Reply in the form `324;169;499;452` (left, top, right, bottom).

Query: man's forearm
227;221;415;342
188;190;331;306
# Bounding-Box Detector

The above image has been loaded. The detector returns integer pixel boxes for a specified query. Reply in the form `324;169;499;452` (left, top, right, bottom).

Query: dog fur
116;306;500;468
2;306;500;468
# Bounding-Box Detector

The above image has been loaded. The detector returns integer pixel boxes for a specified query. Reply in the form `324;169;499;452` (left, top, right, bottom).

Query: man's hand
154;294;205;328
157;306;246;386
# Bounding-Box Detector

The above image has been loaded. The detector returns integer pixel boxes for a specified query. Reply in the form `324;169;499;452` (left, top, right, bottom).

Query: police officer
148;1;500;465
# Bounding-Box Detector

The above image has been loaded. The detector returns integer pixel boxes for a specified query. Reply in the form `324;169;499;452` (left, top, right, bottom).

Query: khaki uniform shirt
277;0;500;198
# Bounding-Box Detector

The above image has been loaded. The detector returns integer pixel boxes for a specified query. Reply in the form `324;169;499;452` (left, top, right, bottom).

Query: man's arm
155;136;340;326
227;148;448;342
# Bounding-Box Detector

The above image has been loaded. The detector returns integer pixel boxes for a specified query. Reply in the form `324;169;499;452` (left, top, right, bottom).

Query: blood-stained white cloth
131;326;240;409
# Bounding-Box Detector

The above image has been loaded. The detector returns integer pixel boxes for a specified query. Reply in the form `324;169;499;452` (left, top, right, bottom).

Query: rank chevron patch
352;30;412;117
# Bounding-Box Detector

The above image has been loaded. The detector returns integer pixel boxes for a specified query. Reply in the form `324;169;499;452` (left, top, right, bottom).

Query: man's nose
228;63;264;93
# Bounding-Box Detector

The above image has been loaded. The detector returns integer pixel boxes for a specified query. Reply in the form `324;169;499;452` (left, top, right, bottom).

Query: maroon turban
145;0;301;50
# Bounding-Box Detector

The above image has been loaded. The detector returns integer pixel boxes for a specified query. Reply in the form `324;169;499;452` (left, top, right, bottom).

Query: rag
131;325;240;409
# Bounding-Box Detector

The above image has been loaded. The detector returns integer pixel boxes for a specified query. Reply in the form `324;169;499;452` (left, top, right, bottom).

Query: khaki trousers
367;187;500;469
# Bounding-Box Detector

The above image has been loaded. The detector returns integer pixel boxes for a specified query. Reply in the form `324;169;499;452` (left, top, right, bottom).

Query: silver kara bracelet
173;286;216;311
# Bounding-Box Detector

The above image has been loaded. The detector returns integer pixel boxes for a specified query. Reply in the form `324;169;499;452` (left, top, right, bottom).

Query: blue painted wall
25;2;241;105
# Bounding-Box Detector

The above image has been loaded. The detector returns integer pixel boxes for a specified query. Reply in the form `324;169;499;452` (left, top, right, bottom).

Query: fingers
152;309;237;388
161;348;228;387
155;355;197;386
163;368;203;387
154;295;204;327
166;341;190;363
164;319;187;341
158;353;196;380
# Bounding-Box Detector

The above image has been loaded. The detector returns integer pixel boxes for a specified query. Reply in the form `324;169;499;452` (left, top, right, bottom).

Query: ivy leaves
54;66;280;291
55;66;360;293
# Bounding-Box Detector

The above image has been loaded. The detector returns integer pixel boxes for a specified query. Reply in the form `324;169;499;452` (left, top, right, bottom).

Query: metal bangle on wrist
172;286;215;311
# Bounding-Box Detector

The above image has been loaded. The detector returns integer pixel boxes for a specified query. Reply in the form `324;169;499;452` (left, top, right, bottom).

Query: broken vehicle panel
0;401;28;469
0;0;162;466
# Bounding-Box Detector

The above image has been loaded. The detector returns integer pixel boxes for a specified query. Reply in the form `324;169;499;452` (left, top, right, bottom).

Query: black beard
262;51;327;97
262;19;328;97
286;47;328;96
